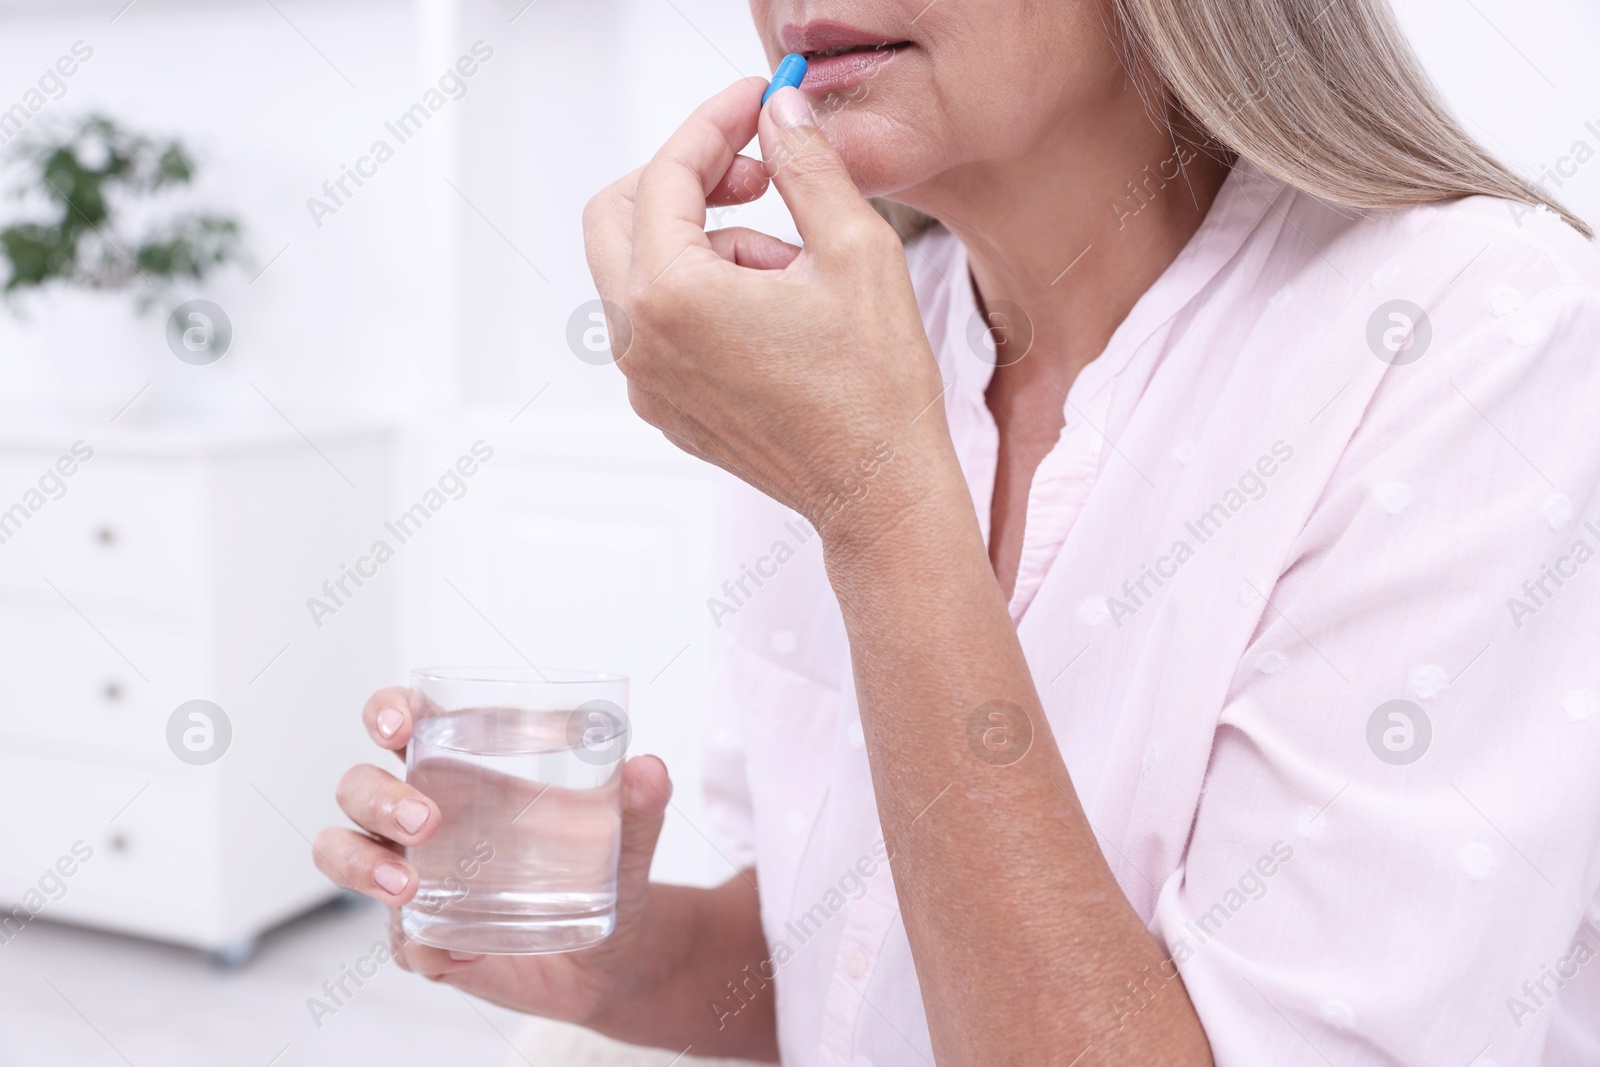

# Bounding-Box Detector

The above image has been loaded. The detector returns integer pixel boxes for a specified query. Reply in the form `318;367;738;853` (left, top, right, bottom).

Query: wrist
816;416;978;581
581;882;688;1031
584;877;776;1056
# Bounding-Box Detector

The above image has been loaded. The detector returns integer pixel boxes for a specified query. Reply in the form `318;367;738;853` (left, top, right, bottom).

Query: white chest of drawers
0;418;392;962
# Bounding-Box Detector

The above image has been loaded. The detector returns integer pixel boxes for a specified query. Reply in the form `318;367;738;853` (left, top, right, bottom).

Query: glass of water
400;667;629;955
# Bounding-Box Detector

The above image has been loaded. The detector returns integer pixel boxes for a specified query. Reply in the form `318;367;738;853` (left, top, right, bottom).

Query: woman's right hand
312;686;675;1025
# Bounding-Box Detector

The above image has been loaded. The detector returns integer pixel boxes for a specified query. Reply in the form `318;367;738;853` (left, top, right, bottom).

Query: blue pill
761;53;808;105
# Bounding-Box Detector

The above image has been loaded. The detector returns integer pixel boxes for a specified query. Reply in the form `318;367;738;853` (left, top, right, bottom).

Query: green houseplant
0;114;247;419
1;114;244;310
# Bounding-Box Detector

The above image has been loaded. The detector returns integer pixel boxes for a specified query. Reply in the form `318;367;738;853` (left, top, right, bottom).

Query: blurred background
0;0;1595;1064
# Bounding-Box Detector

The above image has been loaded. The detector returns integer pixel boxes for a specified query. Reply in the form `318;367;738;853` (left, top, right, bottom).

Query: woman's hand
311;687;676;1027
583;78;955;548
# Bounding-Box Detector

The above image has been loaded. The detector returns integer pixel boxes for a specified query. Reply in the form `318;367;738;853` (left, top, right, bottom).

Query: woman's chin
813;111;929;201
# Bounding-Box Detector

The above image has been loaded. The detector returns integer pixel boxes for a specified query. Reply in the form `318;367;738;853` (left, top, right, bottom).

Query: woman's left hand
582;77;950;546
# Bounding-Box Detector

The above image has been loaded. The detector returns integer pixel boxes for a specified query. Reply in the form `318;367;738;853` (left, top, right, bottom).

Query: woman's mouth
807;43;908;59
780;21;913;95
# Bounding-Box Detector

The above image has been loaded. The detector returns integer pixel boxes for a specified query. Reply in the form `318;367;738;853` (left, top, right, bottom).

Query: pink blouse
702;159;1600;1066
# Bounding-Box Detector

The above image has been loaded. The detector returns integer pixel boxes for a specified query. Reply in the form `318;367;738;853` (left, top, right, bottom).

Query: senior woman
317;0;1600;1063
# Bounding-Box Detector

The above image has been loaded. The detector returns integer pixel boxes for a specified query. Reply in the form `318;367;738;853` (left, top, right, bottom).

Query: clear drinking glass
400;667;629;955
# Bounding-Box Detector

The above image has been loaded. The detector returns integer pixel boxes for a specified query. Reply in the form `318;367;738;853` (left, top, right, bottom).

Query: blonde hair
876;0;1592;240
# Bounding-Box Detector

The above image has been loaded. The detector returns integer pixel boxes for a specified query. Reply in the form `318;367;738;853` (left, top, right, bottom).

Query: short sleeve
1152;268;1600;1064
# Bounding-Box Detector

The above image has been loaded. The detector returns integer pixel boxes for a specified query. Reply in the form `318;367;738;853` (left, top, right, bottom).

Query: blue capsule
761;53;808;106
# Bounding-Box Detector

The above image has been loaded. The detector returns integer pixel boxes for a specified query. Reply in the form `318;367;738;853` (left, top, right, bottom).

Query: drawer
0;607;208;761
0;748;220;939
0;453;205;611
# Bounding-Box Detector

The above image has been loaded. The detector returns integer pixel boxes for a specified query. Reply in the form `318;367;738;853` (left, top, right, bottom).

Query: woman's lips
779;20;912;96
798;42;911;96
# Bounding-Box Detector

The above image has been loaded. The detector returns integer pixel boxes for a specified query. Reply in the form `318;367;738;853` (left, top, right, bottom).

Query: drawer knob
108;833;130;853
95;525;118;547
103;681;123;703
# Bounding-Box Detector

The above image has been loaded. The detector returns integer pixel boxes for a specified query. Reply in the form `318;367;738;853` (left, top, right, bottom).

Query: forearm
822;424;1213;1065
587;873;778;1060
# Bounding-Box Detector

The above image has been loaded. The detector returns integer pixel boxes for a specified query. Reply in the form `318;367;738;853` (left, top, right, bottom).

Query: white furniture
0;418;392;963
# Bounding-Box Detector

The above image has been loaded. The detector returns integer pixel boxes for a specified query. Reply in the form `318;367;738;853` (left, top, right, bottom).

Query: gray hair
875;0;1591;240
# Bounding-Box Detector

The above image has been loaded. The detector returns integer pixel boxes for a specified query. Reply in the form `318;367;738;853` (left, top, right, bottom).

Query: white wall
1393;0;1600;228
0;0;455;414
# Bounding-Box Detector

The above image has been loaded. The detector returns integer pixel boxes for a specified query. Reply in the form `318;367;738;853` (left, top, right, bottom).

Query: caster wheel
332;889;369;911
207;937;259;970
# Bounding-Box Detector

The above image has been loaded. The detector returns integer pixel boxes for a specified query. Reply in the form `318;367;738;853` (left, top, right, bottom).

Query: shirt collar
940;157;1290;409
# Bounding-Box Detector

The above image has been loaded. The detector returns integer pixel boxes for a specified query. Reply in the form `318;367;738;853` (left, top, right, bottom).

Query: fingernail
374;862;410;895
394;799;429;835
767;85;815;130
449;952;484;962
377;708;404;738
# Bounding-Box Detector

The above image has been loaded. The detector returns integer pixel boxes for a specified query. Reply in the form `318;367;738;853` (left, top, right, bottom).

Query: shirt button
853;1057;873;1067
844;947;869;979
785;809;806;836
